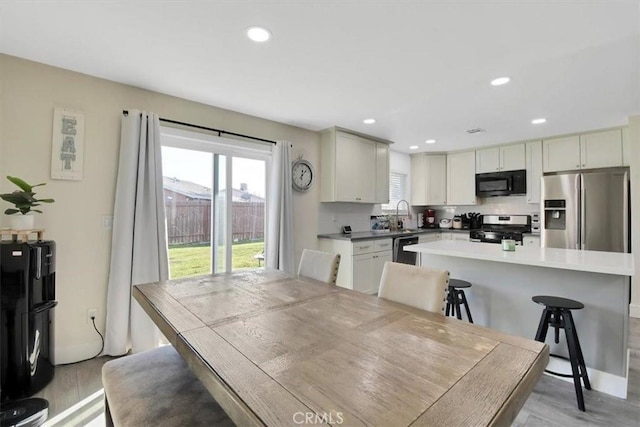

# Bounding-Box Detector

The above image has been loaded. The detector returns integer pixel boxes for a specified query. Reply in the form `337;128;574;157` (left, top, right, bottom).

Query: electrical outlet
87;308;97;324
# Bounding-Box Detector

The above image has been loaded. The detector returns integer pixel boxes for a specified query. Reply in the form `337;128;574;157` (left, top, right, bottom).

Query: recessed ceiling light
531;118;547;124
409;145;419;150
363;118;376;124
247;26;271;42
425;139;436;144
490;77;510;86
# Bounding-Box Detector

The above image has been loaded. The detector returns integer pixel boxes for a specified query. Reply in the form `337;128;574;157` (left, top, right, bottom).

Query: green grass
168;241;264;279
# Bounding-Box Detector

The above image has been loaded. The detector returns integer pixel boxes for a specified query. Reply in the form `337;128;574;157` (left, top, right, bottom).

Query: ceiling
1;1;639;153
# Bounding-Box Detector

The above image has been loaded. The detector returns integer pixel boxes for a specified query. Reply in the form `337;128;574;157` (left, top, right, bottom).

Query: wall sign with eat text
51;107;85;181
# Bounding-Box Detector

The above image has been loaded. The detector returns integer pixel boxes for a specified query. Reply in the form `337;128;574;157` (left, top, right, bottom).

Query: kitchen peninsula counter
405;240;634;275
407;240;633;399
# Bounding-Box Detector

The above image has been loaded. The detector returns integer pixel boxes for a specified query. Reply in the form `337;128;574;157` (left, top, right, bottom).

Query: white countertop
406;241;634;276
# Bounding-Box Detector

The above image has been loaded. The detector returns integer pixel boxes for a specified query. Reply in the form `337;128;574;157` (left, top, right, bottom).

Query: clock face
292;160;313;191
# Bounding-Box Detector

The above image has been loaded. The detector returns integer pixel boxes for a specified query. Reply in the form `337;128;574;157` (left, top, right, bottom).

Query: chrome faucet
395;199;410;230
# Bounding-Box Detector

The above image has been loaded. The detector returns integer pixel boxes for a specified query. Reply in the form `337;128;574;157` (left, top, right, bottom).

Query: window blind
381;171;407;213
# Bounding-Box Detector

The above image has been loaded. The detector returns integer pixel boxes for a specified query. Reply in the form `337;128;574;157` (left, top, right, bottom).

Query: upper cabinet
447;151;476;205
543;129;623;173
411;154;446;205
320;129;390;203
622;127;630;167
580;130;623;169
525;141;542;204
476;143;525;173
375;143;390;204
543;135;580;172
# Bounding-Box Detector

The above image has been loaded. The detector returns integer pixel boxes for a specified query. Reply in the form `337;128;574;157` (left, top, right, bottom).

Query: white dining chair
377;261;449;314
297;249;341;285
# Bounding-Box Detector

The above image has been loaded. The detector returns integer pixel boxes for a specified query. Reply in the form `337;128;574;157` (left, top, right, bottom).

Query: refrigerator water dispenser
544;200;566;230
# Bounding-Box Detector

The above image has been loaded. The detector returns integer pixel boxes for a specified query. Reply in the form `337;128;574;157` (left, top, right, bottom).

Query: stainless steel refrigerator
541;170;629;252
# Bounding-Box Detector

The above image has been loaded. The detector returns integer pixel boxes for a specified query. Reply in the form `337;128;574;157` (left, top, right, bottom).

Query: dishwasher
392;235;419;265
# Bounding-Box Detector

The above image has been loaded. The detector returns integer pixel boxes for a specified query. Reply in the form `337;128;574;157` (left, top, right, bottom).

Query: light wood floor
33;319;640;426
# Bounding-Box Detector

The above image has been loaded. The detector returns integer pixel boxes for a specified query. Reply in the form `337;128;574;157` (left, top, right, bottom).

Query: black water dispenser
1;241;57;401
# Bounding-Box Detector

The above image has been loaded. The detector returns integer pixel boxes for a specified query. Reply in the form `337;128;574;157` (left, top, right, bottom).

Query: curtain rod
122;110;277;145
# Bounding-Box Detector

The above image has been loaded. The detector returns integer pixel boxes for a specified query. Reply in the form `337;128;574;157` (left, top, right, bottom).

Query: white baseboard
53;338;103;365
630;303;640;318
545;355;628;399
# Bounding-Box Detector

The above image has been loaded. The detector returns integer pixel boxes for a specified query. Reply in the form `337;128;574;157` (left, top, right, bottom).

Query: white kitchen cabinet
410;154;427;205
543;130;623;172
320;129;389;203
476;144;525;173
418;233;441;244
500;144;526;171
447;151;477;205
622;127;630;167
523;235;540;247
526;141;542;204
375;143;390;204
475;147;500;173
580;130;623;170
543;135;581;172
319;238;392;294
440;232;469;241
411;154;447;206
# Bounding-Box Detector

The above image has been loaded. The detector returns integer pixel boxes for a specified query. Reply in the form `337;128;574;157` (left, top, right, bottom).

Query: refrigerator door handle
577;174;583;250
580;186;586;250
623;171;629;253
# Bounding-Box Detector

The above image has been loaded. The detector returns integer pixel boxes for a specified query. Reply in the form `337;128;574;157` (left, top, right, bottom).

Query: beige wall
0;54;321;362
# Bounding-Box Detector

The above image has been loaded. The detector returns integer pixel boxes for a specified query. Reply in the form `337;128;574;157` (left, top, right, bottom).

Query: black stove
469;215;531;245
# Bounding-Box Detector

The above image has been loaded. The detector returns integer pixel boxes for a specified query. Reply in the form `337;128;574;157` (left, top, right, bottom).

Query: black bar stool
445;279;473;323
532;295;591;411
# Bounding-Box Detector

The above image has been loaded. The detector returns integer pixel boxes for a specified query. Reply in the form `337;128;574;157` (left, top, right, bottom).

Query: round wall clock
292;159;314;192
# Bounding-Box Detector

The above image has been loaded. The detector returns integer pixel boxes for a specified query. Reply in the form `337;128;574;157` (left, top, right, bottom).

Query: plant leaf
4;208;19;215
35;198;55;203
31;209;43;213
6;176;33;192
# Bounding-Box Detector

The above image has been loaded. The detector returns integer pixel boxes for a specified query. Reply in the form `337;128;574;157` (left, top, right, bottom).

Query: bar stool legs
533;297;590;412
445;279;473;323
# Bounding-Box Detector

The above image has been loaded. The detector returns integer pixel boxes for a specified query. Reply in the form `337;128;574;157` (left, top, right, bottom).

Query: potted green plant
0;176;54;230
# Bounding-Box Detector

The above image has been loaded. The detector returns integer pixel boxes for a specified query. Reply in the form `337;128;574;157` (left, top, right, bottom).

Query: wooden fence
165;201;264;245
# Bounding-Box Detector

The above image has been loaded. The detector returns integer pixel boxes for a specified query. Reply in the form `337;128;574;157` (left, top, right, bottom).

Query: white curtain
103;110;169;356
266;141;294;274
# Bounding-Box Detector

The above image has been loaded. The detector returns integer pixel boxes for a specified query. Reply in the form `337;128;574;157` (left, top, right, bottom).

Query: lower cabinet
319;238;392;295
523;235;540;247
353;250;393;294
418;233;441;244
440;232;470;241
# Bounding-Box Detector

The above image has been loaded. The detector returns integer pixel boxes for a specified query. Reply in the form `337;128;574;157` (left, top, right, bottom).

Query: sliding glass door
161;127;269;279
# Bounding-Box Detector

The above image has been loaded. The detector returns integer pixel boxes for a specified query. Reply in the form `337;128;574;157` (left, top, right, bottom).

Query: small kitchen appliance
439;218;452;229
469;215;531;245
423;209;436;228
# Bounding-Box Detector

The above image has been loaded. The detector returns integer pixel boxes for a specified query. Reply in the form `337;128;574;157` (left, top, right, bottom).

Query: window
161;126;270;279
381;171;407;213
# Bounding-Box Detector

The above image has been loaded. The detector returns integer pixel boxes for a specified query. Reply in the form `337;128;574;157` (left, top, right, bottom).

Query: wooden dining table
133;269;548;426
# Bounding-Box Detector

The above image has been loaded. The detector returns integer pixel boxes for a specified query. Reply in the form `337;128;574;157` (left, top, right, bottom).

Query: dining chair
297;249;341;285
377;261;449;314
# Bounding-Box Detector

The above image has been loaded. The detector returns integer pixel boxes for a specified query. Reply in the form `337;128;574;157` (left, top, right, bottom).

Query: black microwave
475;169;526;197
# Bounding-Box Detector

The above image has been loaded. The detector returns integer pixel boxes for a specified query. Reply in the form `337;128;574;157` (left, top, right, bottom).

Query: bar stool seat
533;295;591;412
445;279;473;323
